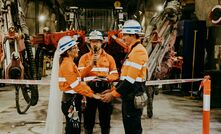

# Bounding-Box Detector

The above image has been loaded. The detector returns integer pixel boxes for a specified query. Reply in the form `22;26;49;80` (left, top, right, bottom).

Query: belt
87;81;111;93
87;81;110;88
62;92;77;102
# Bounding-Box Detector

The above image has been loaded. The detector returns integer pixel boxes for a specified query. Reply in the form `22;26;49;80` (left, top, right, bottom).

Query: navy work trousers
122;99;143;134
61;94;82;134
83;97;113;130
84;81;112;132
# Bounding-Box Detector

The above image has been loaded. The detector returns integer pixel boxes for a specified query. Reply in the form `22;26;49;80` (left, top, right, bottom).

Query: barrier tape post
202;76;211;134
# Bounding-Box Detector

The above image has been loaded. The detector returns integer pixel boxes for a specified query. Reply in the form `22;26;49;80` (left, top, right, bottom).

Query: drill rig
0;0;38;114
31;6;123;79
32;6;88;80
144;0;183;118
145;0;183;81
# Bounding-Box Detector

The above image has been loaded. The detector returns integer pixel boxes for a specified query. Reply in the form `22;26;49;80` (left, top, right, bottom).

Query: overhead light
38;15;46;22
133;15;137;18
139;11;142;15
156;5;163;12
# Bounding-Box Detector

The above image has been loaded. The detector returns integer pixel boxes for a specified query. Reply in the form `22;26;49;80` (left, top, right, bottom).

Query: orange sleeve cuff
111;89;121;97
74;82;94;98
80;65;93;78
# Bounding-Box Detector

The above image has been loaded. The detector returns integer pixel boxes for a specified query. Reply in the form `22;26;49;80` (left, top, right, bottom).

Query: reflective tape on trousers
0;78;203;86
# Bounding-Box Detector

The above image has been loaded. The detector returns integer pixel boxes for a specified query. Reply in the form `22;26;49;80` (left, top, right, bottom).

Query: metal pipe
191;30;198;97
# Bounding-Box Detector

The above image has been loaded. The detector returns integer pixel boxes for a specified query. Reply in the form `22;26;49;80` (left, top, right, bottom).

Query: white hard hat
58;36;78;54
122;20;144;35
89;30;103;40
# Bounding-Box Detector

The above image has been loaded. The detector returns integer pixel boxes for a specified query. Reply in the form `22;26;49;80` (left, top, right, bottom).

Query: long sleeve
59;58;94;97
111;44;148;98
107;55;119;81
78;54;95;78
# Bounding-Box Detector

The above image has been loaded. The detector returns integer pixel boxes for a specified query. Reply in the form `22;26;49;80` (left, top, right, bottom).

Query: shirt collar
63;57;73;62
89;49;106;56
128;39;141;52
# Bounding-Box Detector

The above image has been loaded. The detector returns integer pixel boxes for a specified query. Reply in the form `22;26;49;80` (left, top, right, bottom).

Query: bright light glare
38;15;46;22
156;5;163;12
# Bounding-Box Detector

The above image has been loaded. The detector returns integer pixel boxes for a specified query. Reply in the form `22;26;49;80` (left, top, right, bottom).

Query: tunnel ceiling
57;0;147;15
62;0;124;9
60;0;136;9
57;0;167;14
46;0;177;20
43;0;192;16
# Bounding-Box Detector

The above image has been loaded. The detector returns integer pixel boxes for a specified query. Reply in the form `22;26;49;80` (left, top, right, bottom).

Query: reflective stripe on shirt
143;62;147;68
120;76;145;83
124;60;142;70
64;90;77;94
70;79;80;88
78;67;85;70
70;77;81;88
83;76;97;81
59;77;66;82
91;67;109;72
120;76;135;83
109;70;118;74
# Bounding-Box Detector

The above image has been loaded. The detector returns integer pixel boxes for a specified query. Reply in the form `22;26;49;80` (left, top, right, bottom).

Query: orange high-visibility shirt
120;43;148;83
78;49;119;82
59;57;94;97
111;41;148;97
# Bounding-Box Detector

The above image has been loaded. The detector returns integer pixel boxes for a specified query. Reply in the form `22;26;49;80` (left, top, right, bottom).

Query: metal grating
79;8;114;33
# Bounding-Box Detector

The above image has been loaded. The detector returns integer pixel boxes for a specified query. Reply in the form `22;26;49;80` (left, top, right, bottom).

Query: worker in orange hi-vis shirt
56;36;101;134
78;30;119;134
101;20;148;134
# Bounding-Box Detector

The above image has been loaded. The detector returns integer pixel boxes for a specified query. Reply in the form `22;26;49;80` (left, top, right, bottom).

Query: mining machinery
144;0;183;118
0;0;38;114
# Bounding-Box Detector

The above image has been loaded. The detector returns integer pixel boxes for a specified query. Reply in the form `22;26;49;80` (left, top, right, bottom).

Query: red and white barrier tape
145;78;203;86
0;79;50;85
0;78;203;86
